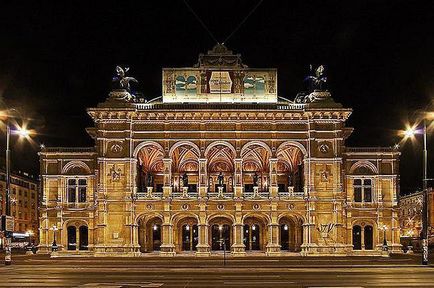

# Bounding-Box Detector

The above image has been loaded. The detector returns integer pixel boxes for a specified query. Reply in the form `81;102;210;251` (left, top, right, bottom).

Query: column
163;158;172;198
266;223;281;256
160;223;175;256
231;223;246;256
198;158;207;198
234;158;243;198
196;223;210;256
269;158;278;198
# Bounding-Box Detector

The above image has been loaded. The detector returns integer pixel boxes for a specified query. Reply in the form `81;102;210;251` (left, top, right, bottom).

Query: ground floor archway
279;216;302;252
138;216;163;253
208;217;232;251
243;216;266;251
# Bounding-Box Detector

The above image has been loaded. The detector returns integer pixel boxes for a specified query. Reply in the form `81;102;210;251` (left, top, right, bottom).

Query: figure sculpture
305;64;327;92
217;172;224;187
112;66;138;92
253;172;259;187
182;172;189;187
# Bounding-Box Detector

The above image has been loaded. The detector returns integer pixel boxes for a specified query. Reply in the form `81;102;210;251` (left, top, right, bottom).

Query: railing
136;191;163;199
171;191;199;199
135;102;306;111
278;191;304;198
243;191;270;199
42;147;96;153
345;147;397;153
207;192;234;199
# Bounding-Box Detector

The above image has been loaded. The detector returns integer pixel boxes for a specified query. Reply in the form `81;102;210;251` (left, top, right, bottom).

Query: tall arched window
364;225;373;250
67;226;77;250
352;225;362;250
79;226;88;250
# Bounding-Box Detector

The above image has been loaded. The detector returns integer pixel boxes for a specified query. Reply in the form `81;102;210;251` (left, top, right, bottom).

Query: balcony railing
278;191;304;198
171;191;199;199
207;192;234;199
243;191;270;199
136;191;163;199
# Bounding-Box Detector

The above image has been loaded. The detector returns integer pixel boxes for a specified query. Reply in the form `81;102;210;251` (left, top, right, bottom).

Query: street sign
1;215;14;232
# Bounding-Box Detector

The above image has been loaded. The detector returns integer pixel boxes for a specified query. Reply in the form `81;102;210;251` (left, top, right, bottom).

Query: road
1;253;434;287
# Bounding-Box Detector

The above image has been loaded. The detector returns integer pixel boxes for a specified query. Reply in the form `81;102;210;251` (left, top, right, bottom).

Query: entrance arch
243;216;267;251
175;217;198;252
208;216;233;251
138;216;163;253
279;216;302;252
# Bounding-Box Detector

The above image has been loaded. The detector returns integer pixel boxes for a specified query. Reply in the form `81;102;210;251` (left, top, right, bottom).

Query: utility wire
183;0;219;44
223;0;264;45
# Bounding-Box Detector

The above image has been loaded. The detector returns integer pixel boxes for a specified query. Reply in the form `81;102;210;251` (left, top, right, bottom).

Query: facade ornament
108;66;138;102
108;165;122;182
294;65;332;104
305;65;327;92
113;66;138;92
110;142;123;154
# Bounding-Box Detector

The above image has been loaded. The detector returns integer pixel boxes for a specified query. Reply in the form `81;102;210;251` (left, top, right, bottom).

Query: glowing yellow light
404;127;416;138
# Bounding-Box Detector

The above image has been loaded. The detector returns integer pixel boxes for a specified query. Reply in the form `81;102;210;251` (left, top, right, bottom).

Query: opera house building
38;45;401;256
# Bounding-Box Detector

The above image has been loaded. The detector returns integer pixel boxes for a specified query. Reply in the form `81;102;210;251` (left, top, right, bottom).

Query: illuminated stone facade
398;188;434;250
38;45;401;256
0;171;39;236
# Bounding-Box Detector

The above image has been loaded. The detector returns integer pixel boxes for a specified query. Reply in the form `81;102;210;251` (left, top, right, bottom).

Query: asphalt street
1;253;434;287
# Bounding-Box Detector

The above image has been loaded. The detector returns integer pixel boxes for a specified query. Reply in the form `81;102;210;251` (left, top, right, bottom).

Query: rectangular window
363;179;372;202
353;178;373;203
353;179;362;202
67;178;87;203
67;179;77;203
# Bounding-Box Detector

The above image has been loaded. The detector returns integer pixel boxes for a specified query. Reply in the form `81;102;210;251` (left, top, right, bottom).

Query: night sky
0;1;433;194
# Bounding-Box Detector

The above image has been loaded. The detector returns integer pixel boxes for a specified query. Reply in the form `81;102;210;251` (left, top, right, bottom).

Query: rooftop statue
294;65;330;104
113;66;138;92
305;65;327;92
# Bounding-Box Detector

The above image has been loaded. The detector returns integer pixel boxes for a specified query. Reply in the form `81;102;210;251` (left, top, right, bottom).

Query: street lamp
51;225;58;252
402;111;433;265
381;225;388;252
2;109;34;265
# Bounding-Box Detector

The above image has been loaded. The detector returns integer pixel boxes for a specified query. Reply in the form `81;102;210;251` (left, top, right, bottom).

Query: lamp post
403;112;433;265
2;109;33;265
51;225;58;252
381;225;388;251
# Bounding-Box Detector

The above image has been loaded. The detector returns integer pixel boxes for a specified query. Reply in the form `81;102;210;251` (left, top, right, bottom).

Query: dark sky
0;1;433;194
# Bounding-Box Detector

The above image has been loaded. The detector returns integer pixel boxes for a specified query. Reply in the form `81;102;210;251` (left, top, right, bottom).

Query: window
67;178;87;203
31;192;35;199
19;190;22;196
353;178;373;203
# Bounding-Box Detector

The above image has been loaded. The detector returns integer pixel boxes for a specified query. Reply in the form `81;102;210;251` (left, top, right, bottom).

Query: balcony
278;187;304;199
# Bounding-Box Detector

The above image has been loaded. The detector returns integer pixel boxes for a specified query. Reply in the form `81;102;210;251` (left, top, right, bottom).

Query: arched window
211;224;230;251
243;223;260;251
364;225;373;250
79;226;88;250
67;226;77;250
181;224;198;251
352;225;362;250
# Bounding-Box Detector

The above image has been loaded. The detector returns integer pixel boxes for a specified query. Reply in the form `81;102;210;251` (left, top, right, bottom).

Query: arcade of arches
137;213;303;255
135;141;305;198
